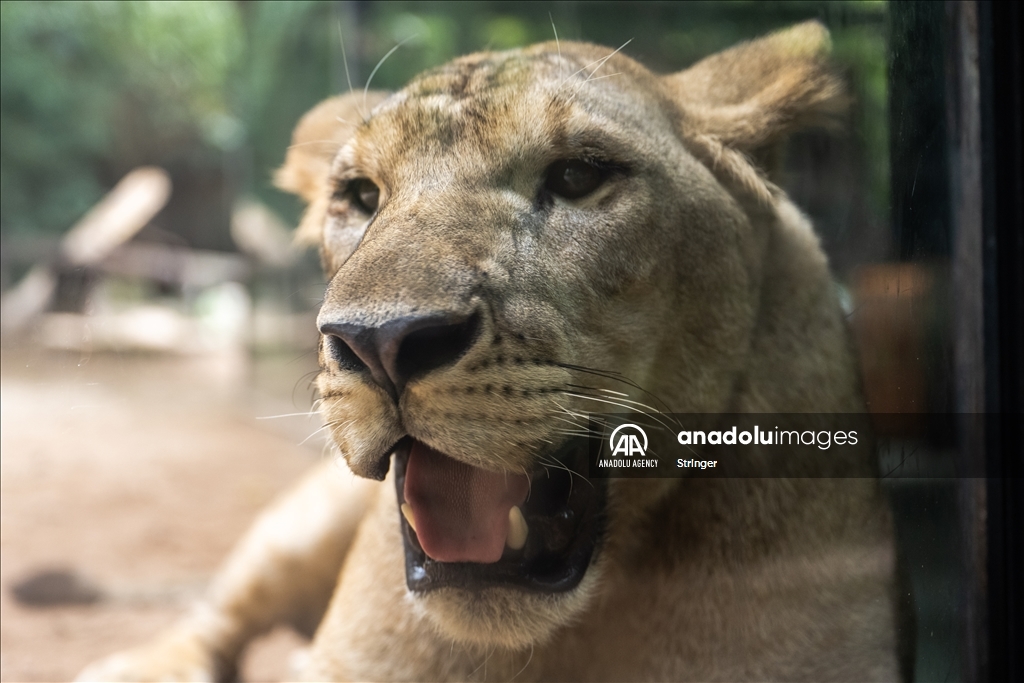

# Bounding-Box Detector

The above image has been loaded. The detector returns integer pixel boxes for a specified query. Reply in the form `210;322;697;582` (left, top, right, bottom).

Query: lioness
79;22;903;681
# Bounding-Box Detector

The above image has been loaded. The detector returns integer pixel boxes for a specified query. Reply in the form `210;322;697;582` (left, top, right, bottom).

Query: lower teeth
507;505;528;550
401;502;417;532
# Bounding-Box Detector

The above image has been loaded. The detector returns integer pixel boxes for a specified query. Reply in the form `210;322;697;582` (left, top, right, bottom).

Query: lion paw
75;627;233;683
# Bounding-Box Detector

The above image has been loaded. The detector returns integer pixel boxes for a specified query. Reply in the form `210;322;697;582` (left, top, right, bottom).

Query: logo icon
609;423;648;457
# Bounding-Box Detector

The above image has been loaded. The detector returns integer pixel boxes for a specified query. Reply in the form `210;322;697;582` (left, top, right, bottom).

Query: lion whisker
549;12;563;80
560;391;654;417
560;38;632;88
549;423;590;437
336;21;357;101
550;403;592;429
536;454;592;492
550;412;589;428
562;385;680;428
584;72;622;83
255;411;320;420
298;425;332;447
589;387;629;397
517;464;534;501
509;643;536;679
364;36;416;117
467;645;495;678
553;361;632;385
554;405;663;435
560;392;678;432
301;418;352;448
555;361;675;415
552;401;590;418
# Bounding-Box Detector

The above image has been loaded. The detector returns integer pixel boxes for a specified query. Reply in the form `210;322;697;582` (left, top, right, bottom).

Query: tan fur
275;92;392;245
78;23;899;682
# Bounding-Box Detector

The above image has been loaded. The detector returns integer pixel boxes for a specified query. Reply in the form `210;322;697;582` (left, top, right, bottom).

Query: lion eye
544;160;605;200
350;178;380;214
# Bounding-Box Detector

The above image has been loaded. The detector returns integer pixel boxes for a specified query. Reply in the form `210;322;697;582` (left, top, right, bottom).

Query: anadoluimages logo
609;423;648;457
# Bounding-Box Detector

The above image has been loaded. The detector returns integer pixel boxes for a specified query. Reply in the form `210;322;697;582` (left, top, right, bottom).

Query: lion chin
414;577;599;650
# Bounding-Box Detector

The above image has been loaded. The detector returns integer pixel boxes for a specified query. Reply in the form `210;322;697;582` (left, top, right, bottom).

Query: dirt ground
1;345;328;682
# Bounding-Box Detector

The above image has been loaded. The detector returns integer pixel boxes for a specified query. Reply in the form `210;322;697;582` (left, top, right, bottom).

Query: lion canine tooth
401;503;417;532
507;506;528;550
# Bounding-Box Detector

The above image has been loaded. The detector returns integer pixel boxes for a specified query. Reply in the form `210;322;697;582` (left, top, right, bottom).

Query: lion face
276;25;846;648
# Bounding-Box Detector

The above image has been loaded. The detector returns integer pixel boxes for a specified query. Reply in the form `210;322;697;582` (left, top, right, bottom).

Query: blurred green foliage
1;1;888;252
0;1;341;241
1;1;242;237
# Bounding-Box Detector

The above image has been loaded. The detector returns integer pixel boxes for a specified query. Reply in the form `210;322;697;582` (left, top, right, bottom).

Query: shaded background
1;2;973;682
0;0;890;270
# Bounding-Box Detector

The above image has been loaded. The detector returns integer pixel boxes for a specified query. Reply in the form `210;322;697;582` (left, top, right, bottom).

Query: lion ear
275;91;390;245
663;21;847;201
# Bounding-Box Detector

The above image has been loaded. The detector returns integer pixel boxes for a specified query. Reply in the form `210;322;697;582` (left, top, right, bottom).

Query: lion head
276;21;860;649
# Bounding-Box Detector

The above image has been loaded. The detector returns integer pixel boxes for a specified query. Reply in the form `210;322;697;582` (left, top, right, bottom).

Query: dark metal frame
977;1;1023;680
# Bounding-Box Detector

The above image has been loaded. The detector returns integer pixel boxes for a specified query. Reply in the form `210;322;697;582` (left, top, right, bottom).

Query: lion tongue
403;440;529;564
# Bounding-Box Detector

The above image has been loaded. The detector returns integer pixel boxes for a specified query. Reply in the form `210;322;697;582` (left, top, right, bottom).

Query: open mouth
393;436;606;593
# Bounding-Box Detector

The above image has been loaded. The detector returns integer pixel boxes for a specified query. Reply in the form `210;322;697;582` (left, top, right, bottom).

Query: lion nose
320;312;480;401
